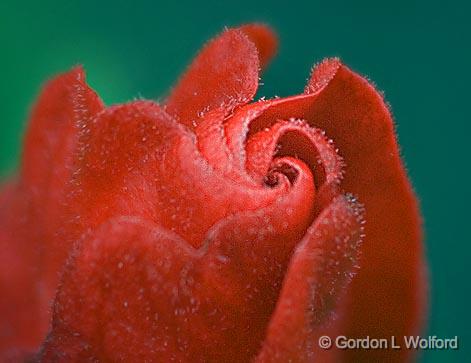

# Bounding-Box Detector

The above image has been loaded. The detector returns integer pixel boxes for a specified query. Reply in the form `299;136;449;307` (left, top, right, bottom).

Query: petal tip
239;23;278;69
305;57;342;94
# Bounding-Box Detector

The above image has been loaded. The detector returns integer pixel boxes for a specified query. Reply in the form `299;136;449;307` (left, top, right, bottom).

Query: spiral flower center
245;118;343;192
264;160;300;187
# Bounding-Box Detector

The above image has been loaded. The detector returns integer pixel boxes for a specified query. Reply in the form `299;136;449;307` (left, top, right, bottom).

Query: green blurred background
0;0;468;361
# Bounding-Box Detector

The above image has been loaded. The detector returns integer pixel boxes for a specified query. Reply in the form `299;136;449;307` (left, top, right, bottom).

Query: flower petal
0;184;42;354
255;195;363;362
195;170;316;360
306;59;426;363
38;217;196;362
21;66;104;294
165;26;266;129
246;58;425;362
194;108;245;183
74;100;305;247
21;66;104;216
41;156;316;361
239;24;278;69
41;193;358;362
0;67;103;355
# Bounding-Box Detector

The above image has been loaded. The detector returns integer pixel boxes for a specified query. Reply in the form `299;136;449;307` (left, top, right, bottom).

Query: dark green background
0;0;468;361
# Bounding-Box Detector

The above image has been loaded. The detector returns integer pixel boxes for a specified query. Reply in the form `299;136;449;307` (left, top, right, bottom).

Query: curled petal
244;58;425;362
306;59;425;363
75;101;301;247
165;25;267;129
194;108;240;181
0;67;103;353
222;103;344;214
41;155;316;362
202;155;317;288
21;66;104;301
224;101;272;175
245;119;341;183
21;66;104;223
255;195;363;362
41;192;359;362
239;24;278;69
1;24;424;362
186;156;320;360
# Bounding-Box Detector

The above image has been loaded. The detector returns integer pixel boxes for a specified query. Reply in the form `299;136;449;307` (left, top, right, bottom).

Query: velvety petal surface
40;192;362;362
25;67;104;304
255;195;363;362
242;58;425;362
239;24;278;69
72;100;327;249
165;26;270;130
0;24;424;363
0;67;104;356
0;183;42;357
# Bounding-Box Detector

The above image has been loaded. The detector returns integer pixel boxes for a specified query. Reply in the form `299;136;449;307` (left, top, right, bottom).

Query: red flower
0;24;425;362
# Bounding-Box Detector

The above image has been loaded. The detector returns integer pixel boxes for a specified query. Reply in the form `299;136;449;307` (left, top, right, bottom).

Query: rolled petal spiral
0;24;425;362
